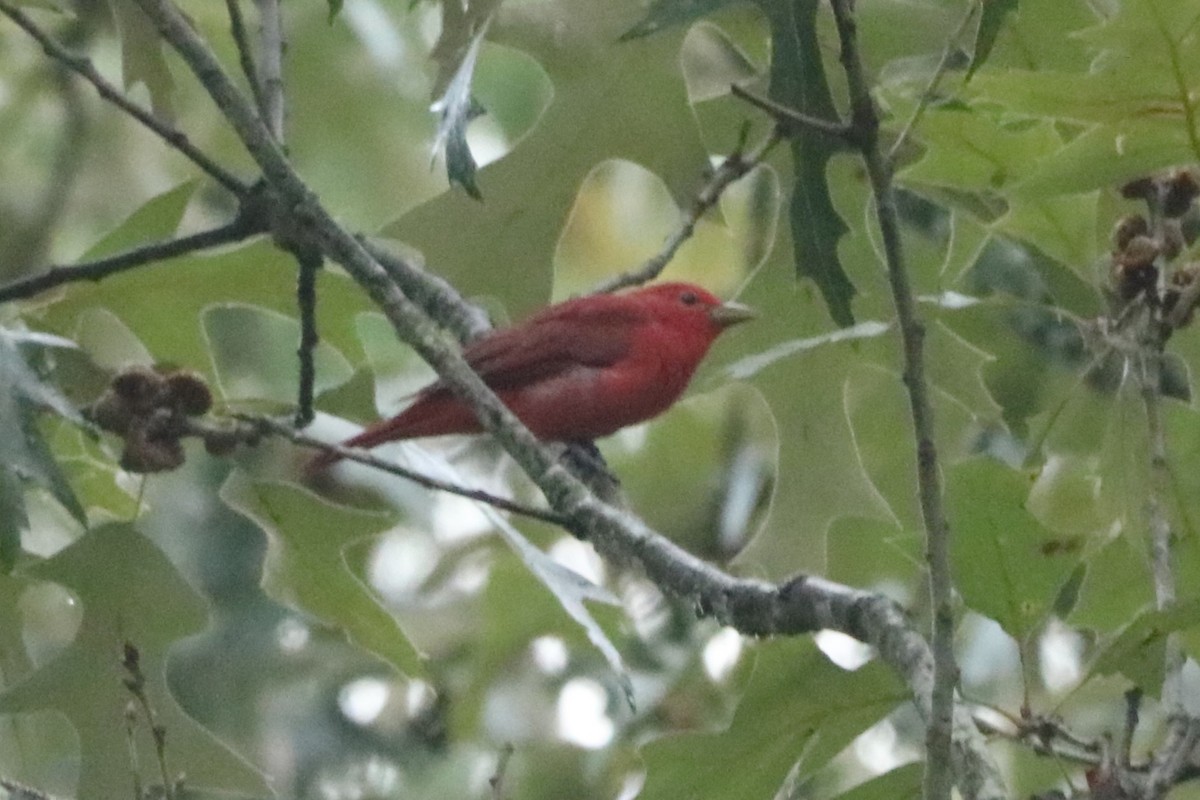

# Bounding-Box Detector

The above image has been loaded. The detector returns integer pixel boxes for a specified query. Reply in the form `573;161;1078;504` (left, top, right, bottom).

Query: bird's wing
462;308;640;391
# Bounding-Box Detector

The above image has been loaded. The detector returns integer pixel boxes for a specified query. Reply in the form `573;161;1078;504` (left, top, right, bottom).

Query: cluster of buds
87;366;236;472
1111;169;1200;327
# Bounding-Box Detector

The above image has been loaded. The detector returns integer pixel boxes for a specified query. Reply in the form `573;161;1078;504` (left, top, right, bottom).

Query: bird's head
632;282;757;340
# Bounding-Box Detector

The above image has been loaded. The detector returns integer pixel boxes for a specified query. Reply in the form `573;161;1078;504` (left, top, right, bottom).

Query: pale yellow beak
709;300;757;329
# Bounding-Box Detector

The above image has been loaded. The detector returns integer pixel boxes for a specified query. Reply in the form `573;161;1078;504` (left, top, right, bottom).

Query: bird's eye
679;291;699;306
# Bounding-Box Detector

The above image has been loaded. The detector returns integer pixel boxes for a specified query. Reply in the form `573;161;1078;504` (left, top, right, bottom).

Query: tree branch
252;0;285;141
0;218;266;304
0;0;248;196
594;124;785;294
293;248;321;426
231;415;569;525
125;1;1004;795
827;2;958;799
224;0;267;120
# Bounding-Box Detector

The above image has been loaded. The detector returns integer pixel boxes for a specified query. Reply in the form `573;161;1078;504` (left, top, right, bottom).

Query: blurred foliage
3;0;1200;798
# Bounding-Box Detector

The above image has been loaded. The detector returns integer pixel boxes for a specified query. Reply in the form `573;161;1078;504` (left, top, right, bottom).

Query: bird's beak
709;300;757;329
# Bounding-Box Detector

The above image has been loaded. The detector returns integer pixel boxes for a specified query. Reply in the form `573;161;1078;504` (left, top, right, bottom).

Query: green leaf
219;472;424;676
761;0;855;325
383;0;712;315
638;638;905;799
948;458;1080;642
0;524;269;798
996;192;1099;271
966;0;1018;81
1014;122;1197;198
621;0;739;40
1090;598;1200;696
106;0;175;119
82;180;197;261
202;304;355;405
0;329;87;552
39;240;373;383
429;0;503;199
898;109;1064;194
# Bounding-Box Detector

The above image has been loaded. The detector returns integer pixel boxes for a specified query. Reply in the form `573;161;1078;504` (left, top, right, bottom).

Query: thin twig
253;0;285;141
0;0;248;196
294;248;321;426
0;218;266;304
887;1;979;162
828;2;957;799
1121;689;1141;771
730;83;852;141
224;0;266;119
973;711;1102;770
121;642;177;800
234;415;570;526
595;125;785;294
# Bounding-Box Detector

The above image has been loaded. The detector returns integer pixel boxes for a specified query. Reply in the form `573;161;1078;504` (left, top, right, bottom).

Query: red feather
309;282;754;470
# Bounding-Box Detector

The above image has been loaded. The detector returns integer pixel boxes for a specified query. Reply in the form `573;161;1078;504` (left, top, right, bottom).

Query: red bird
309;282;755;470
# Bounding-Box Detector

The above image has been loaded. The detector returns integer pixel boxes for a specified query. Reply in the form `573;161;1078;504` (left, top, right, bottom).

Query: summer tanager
309;282;755;470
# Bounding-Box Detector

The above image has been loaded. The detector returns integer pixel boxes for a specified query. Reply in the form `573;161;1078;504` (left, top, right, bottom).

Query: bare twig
125;1;1005;793
594;125;785;294
0;0;248;196
121;642;177;800
294;248;321;426
827;2;957;798
887;1;979;161
224;0;267;119
0;218;266;304
730;84;852;141
253;0;285;141
974;710;1102;770
1121;688;1142;771
233;415;569;526
1146;717;1200;798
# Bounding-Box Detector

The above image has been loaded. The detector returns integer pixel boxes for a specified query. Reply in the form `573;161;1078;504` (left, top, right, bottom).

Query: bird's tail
305;396;482;474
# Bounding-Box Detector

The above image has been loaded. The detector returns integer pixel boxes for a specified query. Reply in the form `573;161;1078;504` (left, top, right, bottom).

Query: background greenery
3;0;1200;797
